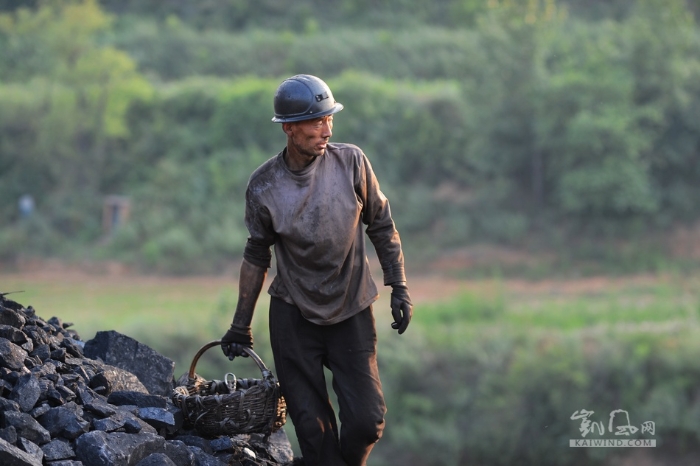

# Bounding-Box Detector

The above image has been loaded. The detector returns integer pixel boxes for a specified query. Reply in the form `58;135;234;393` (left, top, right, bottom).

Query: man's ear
282;122;294;136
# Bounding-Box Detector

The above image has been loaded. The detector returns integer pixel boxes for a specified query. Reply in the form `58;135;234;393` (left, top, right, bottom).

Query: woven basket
172;341;286;438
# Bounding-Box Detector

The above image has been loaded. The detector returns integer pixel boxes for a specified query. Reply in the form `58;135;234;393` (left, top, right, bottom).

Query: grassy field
3;267;698;363
416;273;700;332
4;267;697;376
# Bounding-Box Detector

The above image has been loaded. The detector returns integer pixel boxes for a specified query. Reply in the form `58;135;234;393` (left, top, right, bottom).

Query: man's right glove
390;282;413;335
221;323;253;360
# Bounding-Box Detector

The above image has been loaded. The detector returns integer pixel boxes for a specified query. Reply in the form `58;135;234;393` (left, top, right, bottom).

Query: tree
0;0;152;251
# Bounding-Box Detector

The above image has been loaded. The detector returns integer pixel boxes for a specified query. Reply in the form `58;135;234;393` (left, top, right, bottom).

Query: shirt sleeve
356;151;406;285
242;186;275;269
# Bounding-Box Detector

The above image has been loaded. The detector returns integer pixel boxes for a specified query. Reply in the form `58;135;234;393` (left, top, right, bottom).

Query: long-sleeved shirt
242;142;406;325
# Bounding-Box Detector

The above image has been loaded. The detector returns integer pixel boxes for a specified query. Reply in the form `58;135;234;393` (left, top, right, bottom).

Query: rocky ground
0;292;296;466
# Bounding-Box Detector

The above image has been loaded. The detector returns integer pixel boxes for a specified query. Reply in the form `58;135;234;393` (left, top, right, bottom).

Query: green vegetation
378;277;700;465
1;0;700;273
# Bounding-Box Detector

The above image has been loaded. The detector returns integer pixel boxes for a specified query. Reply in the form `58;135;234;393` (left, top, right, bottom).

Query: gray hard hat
272;74;344;123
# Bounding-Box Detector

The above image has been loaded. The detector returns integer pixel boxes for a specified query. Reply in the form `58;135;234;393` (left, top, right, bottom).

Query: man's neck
284;147;317;171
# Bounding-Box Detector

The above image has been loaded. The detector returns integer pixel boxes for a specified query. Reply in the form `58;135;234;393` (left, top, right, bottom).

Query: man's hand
221;323;253;360
390;282;413;335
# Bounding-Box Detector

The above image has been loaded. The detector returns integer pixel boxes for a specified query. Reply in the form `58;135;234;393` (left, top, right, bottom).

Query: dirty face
284;115;334;162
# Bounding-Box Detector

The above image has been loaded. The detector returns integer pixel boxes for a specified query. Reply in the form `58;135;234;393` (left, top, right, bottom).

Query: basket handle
188;340;273;380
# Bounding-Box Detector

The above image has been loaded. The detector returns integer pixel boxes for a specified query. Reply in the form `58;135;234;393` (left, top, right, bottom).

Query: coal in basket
172;341;287;438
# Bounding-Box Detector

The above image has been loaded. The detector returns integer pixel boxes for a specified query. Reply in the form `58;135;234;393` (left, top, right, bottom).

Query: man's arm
356;152;412;333
233;258;268;327
221;258;268;358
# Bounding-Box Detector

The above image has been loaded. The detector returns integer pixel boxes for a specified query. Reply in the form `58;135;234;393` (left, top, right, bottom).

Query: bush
375;320;700;465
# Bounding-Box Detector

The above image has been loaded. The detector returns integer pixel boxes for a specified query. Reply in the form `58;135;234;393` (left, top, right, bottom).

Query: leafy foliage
373;281;700;465
1;0;700;272
0;1;152;259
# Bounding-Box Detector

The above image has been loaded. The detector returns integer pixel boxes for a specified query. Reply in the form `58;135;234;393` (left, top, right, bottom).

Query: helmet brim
271;102;344;123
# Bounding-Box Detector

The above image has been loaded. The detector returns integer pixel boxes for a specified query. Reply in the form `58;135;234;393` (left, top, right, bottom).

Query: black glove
221;323;253;360
390;283;413;335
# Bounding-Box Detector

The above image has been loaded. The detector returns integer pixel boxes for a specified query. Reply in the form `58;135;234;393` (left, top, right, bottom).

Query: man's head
271;75;343;123
273;75;342;165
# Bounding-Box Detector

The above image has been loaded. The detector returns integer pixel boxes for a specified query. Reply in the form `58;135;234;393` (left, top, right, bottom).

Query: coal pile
0;292;295;466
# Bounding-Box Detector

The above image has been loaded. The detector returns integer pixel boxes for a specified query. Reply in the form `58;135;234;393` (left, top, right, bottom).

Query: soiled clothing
269;297;386;466
243;142;405;325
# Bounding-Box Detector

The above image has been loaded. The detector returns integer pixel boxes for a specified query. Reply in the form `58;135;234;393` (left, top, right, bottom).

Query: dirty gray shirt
242;142;406;325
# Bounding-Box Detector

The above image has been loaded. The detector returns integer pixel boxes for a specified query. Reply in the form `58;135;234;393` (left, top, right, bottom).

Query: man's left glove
390;283;413;335
221;323;253;360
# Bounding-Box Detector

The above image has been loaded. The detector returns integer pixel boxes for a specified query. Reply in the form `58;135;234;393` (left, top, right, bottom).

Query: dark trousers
269;297;386;466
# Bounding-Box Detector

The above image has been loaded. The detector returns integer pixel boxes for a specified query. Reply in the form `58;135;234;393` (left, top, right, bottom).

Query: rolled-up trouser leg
269;297;346;466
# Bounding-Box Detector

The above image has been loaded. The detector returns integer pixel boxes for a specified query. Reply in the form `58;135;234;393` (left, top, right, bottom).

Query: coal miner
221;74;412;466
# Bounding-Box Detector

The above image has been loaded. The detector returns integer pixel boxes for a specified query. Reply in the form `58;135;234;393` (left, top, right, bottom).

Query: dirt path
1;257;678;306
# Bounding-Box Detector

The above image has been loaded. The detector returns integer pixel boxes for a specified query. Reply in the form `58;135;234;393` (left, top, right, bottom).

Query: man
221;74;412;466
